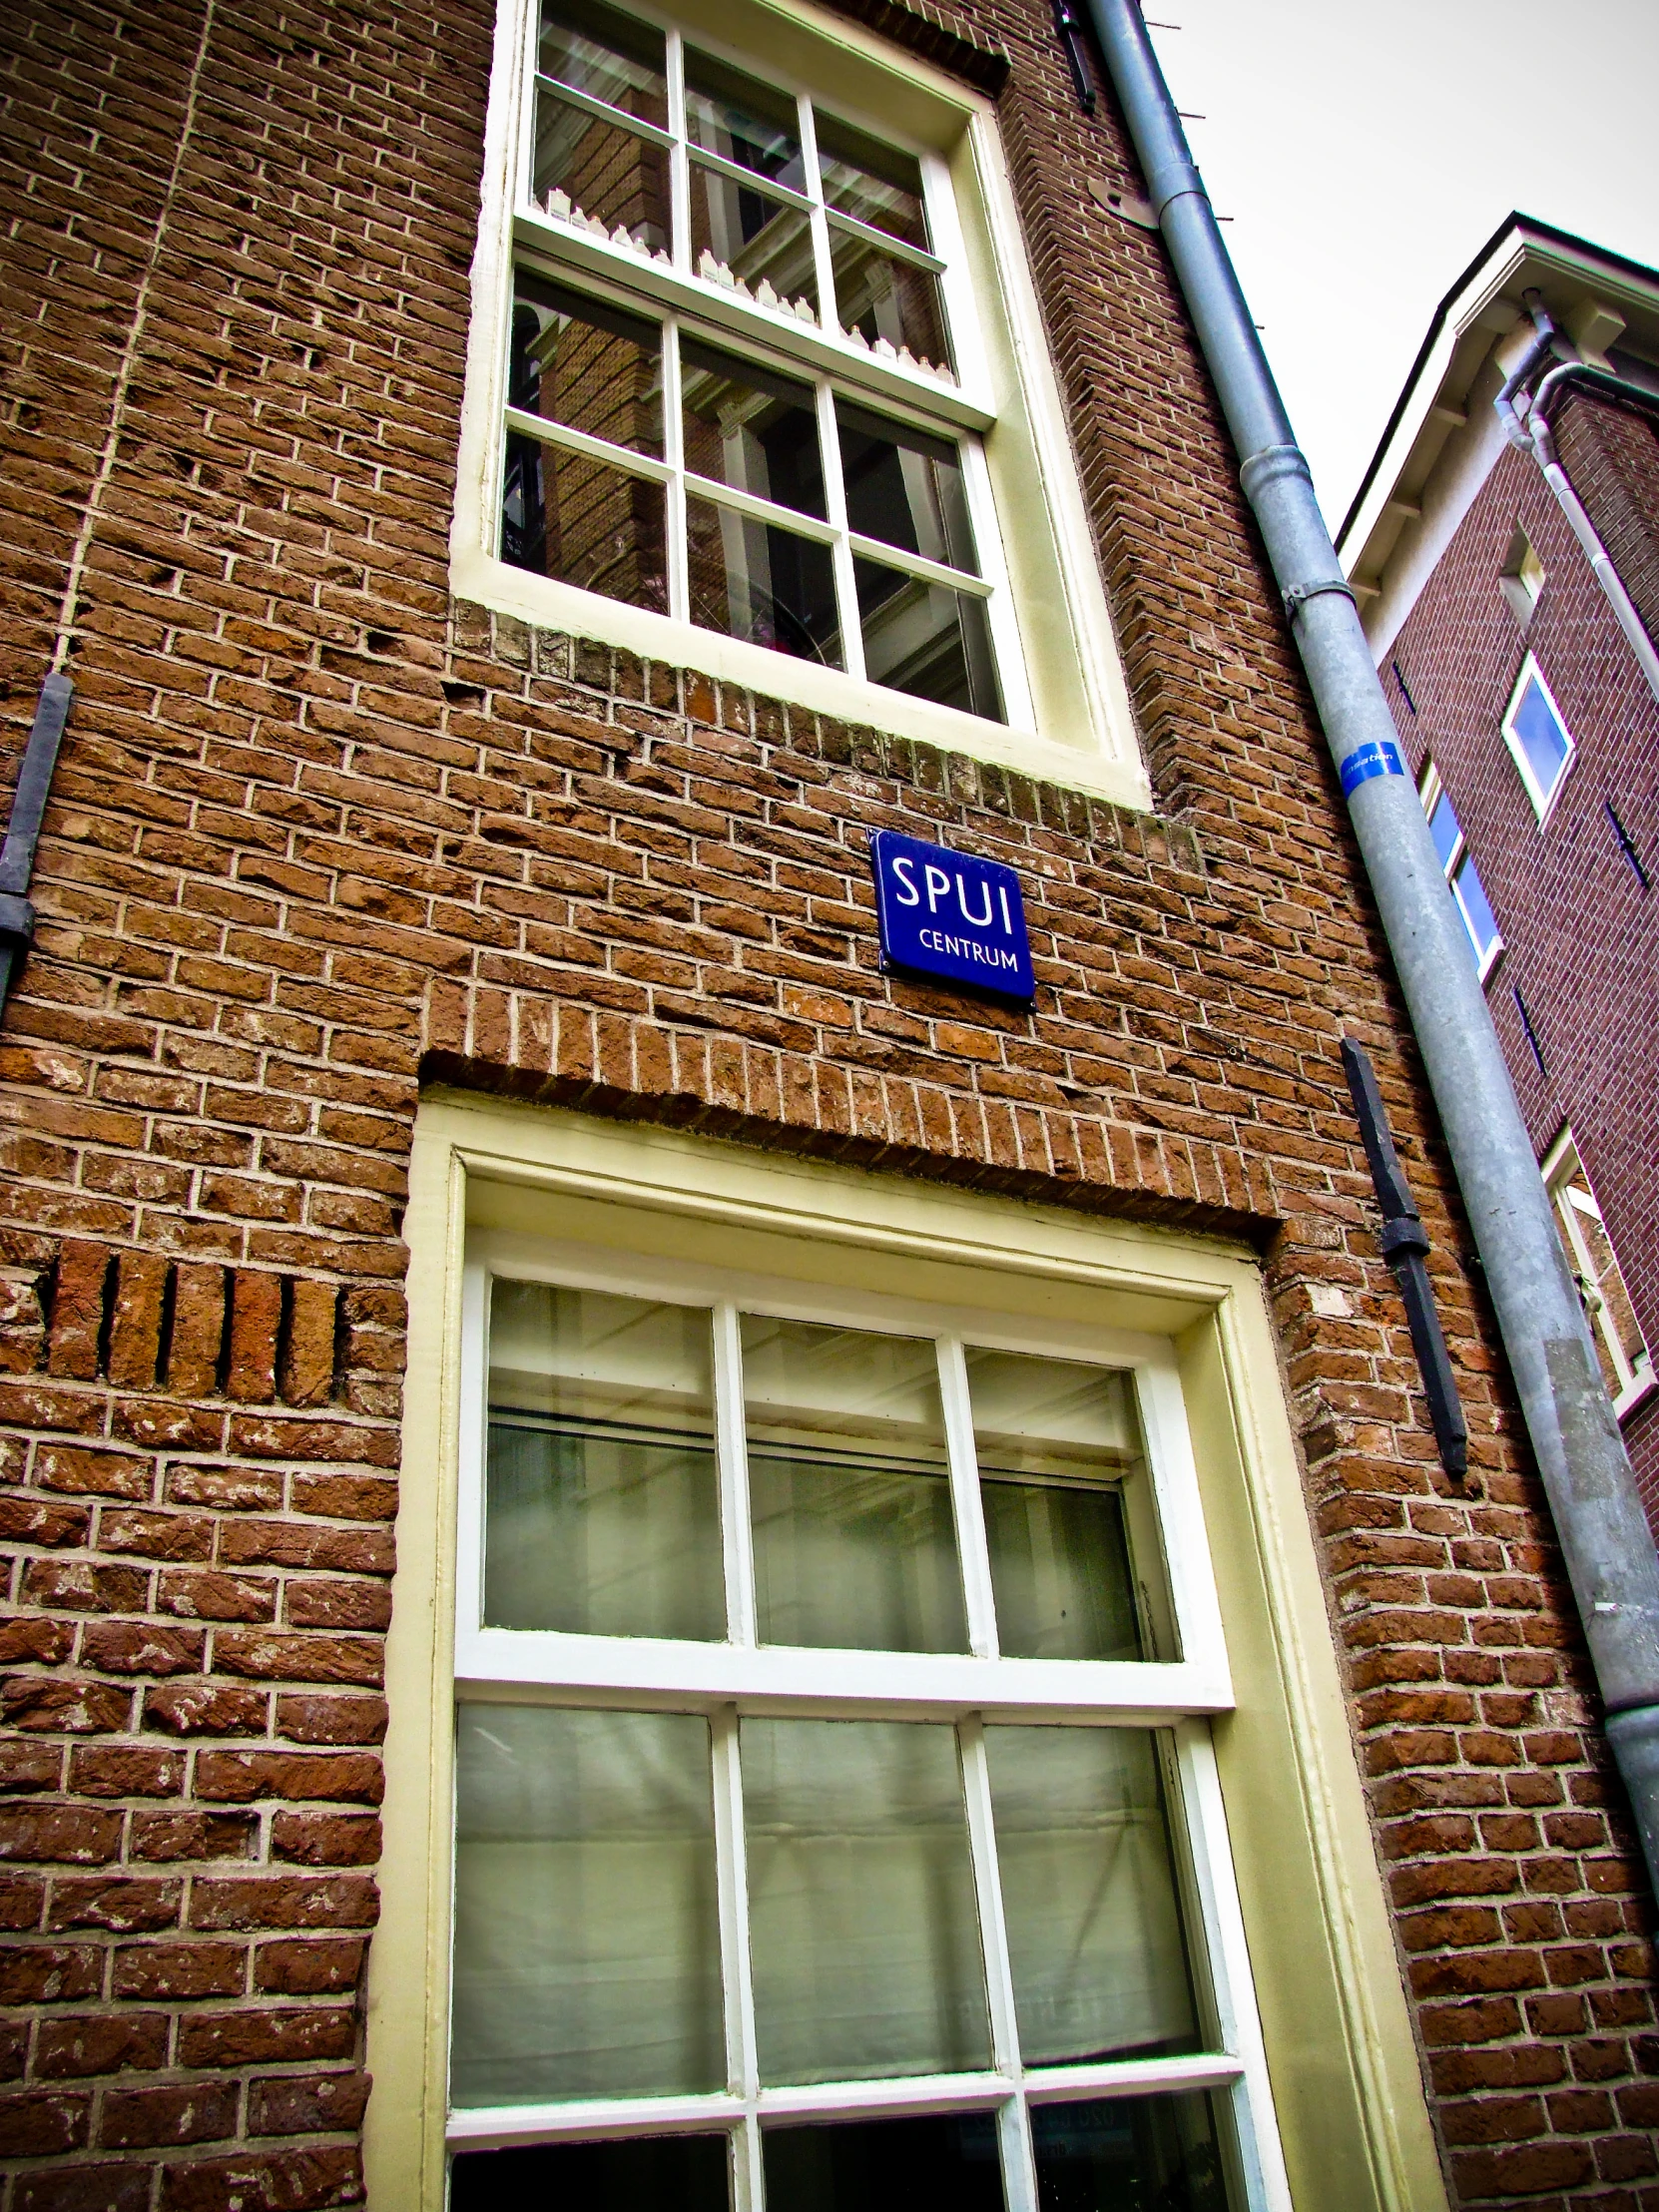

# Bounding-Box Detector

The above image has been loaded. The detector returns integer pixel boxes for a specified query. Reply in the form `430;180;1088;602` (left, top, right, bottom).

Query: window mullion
667;29;692;272
957;1717;1038;2212
815;377;866;683
796;94;835;334
664;319;689;622
1170;1720;1291;2212
714;1301;758;1647
937;1337;997;1658
710;1704;764;2207
454;1263;490;1651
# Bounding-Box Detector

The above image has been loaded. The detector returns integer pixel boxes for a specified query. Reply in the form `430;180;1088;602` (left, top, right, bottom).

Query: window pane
451;1706;723;2104
829;225;951;373
502;434;668;610
743;1717;990;2082
763;2115;1005;2211
511;273;663;456
451;2134;731;2211
816;112;931;252
686;48;806;194
1030;2093;1228;2211
965;1349;1146;1662
535;90;671;253
1509;672;1571;800
838;400;976;572
984;1726;1200;2066
682;339;826;518
1423;785;1460;872
741;1316;966;1653
687;495;842;665
691;163;819;320
1451;852;1500;966
485;1282;722;1640
540;0;668;130
854;557;1002;721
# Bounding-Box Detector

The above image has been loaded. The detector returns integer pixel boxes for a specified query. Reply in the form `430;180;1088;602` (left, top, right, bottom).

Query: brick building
1339;218;1659;1528
0;7;1656;2209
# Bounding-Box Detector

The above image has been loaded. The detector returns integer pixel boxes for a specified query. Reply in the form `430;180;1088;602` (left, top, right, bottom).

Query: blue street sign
869;829;1035;1002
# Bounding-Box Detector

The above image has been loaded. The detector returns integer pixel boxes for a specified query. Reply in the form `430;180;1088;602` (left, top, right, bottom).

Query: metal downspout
1081;0;1659;1890
1518;362;1659;710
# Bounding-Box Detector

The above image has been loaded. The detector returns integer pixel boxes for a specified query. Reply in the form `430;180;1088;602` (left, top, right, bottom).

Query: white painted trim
1499;651;1576;826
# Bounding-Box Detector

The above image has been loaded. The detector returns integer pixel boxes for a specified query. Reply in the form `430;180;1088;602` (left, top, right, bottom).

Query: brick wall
1382;409;1659;1522
1;1;1656;2206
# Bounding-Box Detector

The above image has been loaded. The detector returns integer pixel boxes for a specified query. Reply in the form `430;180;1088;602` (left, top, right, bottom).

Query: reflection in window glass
509;274;663;454
816;111;931;251
451;2133;732;2210
681;341;825;516
1505;665;1573;811
763;2114;1004;2211
1549;1135;1654;1410
743;1717;990;2083
502;436;668;607
828;225;951;371
534;93;671;251
1030;2093;1228;2212
855;557;1002;721
691;167;819;319
485;1282;721;1639
686;49;806;191
984;1727;1199;2065
742;1317;965;1652
687;495;841;665
966;1350;1148;1662
1421;777;1500;975
451;1705;722;2105
539;0;669;127
837;401;976;570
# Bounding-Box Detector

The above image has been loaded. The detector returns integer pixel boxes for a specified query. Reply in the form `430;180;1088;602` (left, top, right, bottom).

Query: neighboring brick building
1340;218;1659;1527
0;11;1655;2211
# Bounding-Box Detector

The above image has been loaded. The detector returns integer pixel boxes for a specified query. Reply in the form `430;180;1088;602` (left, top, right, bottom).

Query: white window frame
1543;1128;1656;1420
1419;762;1502;980
452;0;1150;810
446;1226;1281;2208
1499;652;1575;826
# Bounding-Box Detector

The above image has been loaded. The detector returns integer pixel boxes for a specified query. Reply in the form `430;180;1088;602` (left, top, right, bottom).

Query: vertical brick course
0;0;1654;2202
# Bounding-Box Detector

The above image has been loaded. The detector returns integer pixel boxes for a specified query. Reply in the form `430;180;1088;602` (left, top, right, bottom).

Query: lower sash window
442;1240;1281;2210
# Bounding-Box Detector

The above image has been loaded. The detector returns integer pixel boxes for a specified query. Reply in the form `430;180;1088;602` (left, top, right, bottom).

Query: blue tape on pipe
1339;739;1406;797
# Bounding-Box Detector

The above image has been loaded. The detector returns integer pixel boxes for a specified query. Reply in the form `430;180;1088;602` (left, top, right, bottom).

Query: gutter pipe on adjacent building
1081;0;1659;1893
1496;308;1659;711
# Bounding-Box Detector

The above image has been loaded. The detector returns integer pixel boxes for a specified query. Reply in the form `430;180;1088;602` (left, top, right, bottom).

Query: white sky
1143;0;1659;532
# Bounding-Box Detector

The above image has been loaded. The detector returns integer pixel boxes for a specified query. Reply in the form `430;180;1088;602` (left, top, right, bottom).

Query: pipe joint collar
1239;443;1313;501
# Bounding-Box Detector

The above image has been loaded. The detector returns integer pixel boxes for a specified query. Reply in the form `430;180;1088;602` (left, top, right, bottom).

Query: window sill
450;545;1156;813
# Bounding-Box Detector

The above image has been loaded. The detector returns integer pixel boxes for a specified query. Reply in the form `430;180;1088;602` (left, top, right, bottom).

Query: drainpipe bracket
1282;577;1357;624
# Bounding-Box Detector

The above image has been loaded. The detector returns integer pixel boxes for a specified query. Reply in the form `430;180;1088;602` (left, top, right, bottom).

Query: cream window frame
366;1093;1451;2212
1419;761;1502;981
1543;1127;1656;1419
453;0;1150;811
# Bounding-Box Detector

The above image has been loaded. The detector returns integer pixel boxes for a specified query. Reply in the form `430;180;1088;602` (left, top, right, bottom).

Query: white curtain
451;1705;724;2106
984;1725;1197;2064
742;1717;990;2084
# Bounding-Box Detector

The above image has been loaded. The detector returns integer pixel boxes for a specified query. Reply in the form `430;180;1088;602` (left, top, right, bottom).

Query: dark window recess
1030;2092;1228;2212
762;2113;1005;2212
450;2133;731;2210
1605;798;1651;889
1512;984;1548;1077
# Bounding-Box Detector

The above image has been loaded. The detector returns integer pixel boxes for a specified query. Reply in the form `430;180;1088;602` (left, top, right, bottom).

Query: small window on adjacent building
1420;764;1501;977
1544;1131;1655;1418
1500;653;1574;822
1498;525;1545;627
